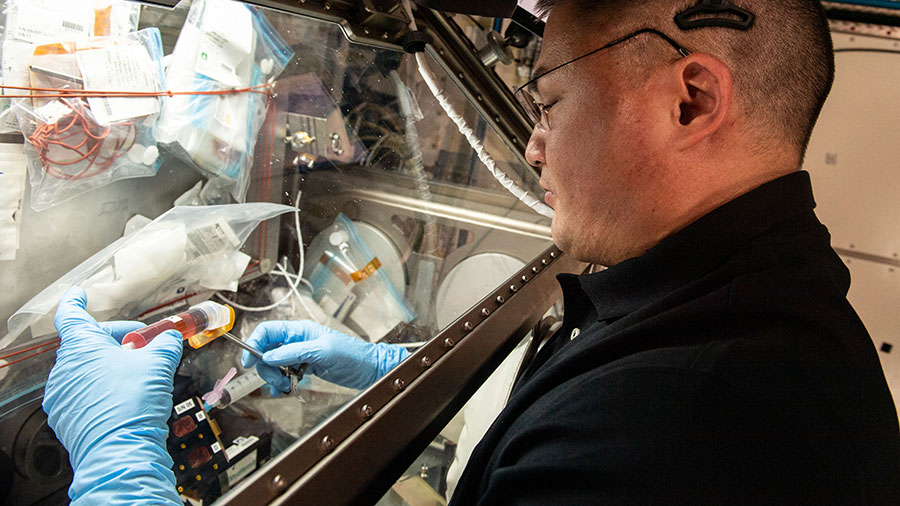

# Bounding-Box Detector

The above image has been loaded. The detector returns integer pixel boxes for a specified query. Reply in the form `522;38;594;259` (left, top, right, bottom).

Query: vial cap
192;301;232;330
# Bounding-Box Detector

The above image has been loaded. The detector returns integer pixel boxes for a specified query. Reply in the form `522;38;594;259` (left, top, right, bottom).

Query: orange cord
0;339;60;369
1;83;274;181
0;82;279;369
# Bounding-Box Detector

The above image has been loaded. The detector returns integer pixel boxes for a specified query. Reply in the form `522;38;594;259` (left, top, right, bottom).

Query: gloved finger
256;363;291;393
246;320;332;354
99;321;145;343
144;329;184;375
241;349;258;369
53;286;107;347
262;341;321;368
245;321;293;357
286;320;339;341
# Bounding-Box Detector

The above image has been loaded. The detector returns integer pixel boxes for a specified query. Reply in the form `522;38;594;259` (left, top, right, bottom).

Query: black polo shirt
450;171;900;505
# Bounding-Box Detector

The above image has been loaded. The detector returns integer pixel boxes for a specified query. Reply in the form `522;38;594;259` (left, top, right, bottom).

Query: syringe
122;301;235;350
204;369;268;410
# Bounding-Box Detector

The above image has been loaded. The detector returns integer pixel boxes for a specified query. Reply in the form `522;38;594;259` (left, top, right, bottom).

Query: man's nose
524;128;546;168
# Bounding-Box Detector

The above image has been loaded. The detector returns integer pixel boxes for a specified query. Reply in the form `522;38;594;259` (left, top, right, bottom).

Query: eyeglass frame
514;28;692;129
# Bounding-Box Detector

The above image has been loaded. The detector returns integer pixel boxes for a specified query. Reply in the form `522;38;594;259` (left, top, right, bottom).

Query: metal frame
136;1;554;502
220;246;583;504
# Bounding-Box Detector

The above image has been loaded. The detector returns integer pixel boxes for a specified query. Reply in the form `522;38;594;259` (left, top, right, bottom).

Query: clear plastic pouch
12;27;166;210
0;0;141;132
155;0;294;204
4;202;296;348
304;213;416;341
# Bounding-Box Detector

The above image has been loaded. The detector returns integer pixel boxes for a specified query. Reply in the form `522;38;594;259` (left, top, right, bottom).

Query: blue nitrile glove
43;287;182;506
241;320;409;391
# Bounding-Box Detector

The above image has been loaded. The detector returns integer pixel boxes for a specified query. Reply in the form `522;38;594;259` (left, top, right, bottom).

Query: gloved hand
43;287;182;506
242;320;409;391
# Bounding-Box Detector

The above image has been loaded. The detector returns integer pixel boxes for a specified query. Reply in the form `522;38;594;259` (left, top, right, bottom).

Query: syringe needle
222;332;263;360
221;332;307;381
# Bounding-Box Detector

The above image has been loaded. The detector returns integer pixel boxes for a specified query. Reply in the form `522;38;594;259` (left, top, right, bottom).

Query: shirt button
570;328;581;340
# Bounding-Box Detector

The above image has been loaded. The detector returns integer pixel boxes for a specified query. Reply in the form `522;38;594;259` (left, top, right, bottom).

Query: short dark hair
534;0;835;160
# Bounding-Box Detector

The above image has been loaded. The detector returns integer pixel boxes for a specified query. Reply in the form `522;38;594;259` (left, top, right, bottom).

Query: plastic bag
4;202;296;348
155;0;294;204
0;0;141;132
13;28;166;210
304;213;416;341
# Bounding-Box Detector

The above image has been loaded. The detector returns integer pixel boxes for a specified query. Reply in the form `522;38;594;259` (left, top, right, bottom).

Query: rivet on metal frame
550;251;558;259
443;337;455;348
463;321;473;331
541;258;549;266
320;436;335;452
272;474;286;492
496;295;505;304
510;284;519;293
420;356;432;368
359;404;374;418
481;307;491;317
521;275;529;283
532;266;540;274
392;378;406;391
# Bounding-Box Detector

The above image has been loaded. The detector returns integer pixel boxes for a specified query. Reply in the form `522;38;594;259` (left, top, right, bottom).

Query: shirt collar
563;171;817;322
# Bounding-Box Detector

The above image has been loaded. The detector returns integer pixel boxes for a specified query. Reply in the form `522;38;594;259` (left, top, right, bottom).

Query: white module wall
805;28;900;416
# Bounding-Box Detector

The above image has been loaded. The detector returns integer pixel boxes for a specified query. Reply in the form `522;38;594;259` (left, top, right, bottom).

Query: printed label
8;1;93;44
225;435;259;460
195;410;207;422
185;220;240;258
76;44;162;125
174;398;196;415
211;441;222;454
195;2;253;87
225;450;257;486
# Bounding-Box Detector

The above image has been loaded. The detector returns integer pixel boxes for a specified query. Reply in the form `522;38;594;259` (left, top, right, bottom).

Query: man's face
526;6;670;265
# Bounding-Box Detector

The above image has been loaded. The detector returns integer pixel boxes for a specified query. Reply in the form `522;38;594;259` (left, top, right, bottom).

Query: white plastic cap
192;301;232;330
142;145;159;166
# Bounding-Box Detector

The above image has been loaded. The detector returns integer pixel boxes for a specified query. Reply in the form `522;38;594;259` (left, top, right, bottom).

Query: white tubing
401;0;554;219
413;53;554;219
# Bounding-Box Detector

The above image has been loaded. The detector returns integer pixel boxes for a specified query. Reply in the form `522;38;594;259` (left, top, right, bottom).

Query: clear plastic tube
122;301;235;349
205;369;267;409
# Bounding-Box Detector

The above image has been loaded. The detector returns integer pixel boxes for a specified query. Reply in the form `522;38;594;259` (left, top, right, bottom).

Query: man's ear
671;54;733;148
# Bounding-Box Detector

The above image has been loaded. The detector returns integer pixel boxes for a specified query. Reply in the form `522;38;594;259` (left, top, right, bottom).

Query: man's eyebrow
532;62;552;78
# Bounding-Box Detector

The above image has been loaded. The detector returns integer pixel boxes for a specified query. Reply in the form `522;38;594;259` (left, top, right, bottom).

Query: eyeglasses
514;28;692;129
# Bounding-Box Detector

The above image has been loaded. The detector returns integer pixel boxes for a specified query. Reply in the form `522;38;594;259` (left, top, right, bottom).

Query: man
43;0;900;504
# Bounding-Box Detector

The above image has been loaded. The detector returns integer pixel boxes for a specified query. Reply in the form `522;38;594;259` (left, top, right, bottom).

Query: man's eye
537;101;556;113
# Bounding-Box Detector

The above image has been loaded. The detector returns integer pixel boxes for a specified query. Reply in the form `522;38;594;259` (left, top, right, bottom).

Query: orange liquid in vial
121;301;234;350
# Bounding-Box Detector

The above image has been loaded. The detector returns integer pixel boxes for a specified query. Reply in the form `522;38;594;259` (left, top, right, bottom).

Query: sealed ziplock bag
0;0;141;132
4;202;295;349
155;0;293;204
304;213;416;341
13;28;166;211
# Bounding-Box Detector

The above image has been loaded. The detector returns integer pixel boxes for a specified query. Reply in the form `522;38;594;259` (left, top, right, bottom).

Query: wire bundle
28;98;136;180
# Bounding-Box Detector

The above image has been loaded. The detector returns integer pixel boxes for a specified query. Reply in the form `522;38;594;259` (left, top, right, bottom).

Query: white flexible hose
215;191;321;323
401;0;554;219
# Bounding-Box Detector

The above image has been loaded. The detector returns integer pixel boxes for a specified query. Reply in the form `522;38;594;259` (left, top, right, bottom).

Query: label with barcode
174;399;196;415
76;44;162;125
186;220;241;258
7;0;93;43
61;20;84;32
